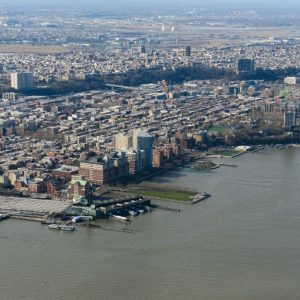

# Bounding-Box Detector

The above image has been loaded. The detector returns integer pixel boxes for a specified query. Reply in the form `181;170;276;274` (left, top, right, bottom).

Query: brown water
1;148;300;300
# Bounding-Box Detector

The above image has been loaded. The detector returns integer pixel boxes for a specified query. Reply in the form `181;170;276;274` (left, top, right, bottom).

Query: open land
0;45;70;54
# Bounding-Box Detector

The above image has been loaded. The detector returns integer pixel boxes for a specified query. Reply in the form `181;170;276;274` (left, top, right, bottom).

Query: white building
284;77;300;85
11;72;34;90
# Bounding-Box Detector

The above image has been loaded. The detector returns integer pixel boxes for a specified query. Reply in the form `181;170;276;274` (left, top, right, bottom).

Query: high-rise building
284;111;296;128
11;72;34;90
236;59;255;74
140;45;146;54
284;76;300;85
132;128;142;149
114;133;132;150
79;152;129;185
113;129;153;170
185;46;191;57
126;149;146;174
136;133;154;168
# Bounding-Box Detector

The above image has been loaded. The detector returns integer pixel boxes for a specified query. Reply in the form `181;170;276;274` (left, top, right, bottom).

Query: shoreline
0;145;299;224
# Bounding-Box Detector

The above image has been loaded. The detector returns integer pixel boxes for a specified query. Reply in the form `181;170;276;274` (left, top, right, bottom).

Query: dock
78;222;137;234
0;196;72;222
220;163;238;168
191;193;211;204
152;204;181;212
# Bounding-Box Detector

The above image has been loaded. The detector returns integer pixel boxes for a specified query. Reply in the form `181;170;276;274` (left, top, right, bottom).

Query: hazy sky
2;0;300;10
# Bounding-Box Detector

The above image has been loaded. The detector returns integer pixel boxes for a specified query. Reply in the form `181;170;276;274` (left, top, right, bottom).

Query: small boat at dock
48;224;60;230
129;210;138;216
60;225;75;231
111;215;130;222
0;214;10;221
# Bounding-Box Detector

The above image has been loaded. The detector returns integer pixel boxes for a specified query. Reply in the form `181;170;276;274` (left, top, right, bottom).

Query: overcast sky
2;0;300;10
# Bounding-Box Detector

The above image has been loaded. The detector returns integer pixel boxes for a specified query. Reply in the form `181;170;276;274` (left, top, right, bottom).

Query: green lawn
208;126;230;135
127;189;195;202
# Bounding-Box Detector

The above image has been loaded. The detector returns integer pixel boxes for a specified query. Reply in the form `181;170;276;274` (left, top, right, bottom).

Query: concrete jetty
191;193;211;204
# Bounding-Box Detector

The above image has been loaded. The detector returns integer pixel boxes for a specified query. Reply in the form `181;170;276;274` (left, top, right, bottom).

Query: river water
1;148;300;300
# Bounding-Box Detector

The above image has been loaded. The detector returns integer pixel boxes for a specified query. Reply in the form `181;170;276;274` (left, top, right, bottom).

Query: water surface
1;148;300;300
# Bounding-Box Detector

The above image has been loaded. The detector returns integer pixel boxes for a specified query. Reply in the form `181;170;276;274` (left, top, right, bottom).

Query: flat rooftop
0;197;71;214
54;165;79;173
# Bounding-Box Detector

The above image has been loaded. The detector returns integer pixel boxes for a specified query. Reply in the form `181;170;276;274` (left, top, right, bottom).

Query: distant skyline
2;0;300;10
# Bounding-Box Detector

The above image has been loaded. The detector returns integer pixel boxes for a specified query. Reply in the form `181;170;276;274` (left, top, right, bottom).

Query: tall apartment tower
185;46;191;57
11;72;34;90
136;133;154;168
113;129;154;169
140;45;146;54
113;133;132;150
236;59;255;74
284;111;296;128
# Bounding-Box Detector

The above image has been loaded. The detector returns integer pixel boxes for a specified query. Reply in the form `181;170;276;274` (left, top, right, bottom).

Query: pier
191;193;211;204
219;163;238;168
152;204;181;212
78;222;138;234
0;196;72;222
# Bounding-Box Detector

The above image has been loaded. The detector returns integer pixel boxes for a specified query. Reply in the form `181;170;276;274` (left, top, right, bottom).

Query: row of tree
5;64;300;96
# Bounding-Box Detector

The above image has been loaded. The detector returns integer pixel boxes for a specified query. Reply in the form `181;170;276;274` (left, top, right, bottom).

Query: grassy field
127;189;195;202
208;125;230;135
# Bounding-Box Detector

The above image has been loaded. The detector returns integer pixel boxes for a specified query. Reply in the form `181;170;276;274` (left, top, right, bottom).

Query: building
152;148;163;168
0;175;11;188
284;77;300;85
126;149;146;174
28;179;47;194
185;46;191;57
11;72;34;90
79;161;106;185
284;111;296;128
53;165;79;181
113;129;154;169
67;176;93;200
139;45;146;54
2;92;18;101
132;128;142;149
236;59;255;74
79;152;129;185
136;133;154;168
226;86;240;95
114;133;132;150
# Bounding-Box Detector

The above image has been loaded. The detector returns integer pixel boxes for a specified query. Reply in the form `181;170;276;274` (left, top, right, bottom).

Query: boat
144;206;152;212
201;192;210;197
128;210;137;216
60;225;75;231
0;214;10;221
48;224;60;230
112;215;130;222
71;216;93;223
